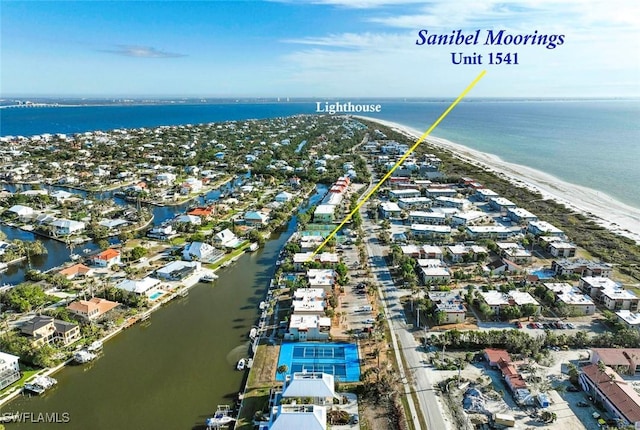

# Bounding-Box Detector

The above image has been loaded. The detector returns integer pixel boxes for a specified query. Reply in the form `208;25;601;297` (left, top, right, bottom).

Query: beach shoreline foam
357;115;640;244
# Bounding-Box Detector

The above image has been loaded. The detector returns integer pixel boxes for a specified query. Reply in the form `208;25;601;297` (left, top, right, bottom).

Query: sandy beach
358;116;640;244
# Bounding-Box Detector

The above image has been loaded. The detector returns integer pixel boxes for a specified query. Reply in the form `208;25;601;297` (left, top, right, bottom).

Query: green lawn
207;241;250;270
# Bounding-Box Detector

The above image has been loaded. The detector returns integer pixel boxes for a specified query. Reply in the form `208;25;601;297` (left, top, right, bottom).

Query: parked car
515;322;523;328
577;401;589;407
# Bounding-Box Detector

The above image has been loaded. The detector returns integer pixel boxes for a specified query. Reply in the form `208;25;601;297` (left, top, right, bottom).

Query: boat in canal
200;273;218;283
205;405;235;428
248;242;259;252
249;327;257;340
87;340;103;352
236;358;246;371
74;350;97;364
24;375;57;395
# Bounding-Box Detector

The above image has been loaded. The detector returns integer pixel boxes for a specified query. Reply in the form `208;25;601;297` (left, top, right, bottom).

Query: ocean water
1;99;638;209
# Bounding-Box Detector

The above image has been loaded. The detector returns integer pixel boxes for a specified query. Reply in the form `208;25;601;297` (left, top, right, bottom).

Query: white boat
74;350;97;364
249;328;258;340
236;358;246;371
69;253;81;261
82;248;91;254
0;263;7;273
24;375;57;394
259;301;267;310
205;405;235;428
247;358;253;369
249;242;259;252
200;273;218;283
87;340;103;352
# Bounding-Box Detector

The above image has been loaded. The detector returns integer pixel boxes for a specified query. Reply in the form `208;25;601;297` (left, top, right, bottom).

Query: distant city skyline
1;0;638;98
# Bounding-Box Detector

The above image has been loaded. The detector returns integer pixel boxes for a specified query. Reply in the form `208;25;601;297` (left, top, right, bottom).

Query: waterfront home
244;210;269;226
214;228;241;248
275;191;294;203
50;190;74;202
155;172;176;185
67;297;119;321
479;291;540;316
182;241;223;262
507;207;538;224
115;277;161;296
527;220;564;237
0;351;21;390
58;263;94;280
313;205;335;223
292;252;339;271
465;225;513;240
285;315;331;341
7;204;34;220
186;206;214;220
20;315;81;347
98;218;129;231
282;372;339;405
397;197;431;210
475;188;499;202
174;214;201;226
268;404;327;430
155;260;200;281
51;218;86;235
147;224;174;240
589;349;640;375
91;248;121;268
307;269;336;292
548;241;577;258
579;364;640;426
489;197;517;212
451;211;488;226
292;288;326;315
543;283;596;315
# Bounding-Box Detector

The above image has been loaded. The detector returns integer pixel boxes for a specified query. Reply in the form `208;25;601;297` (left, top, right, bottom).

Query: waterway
0;174;249;285
2;184;326;430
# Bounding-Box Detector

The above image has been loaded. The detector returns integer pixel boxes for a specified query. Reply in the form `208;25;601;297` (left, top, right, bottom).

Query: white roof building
270;404;326;430
282;372;338;400
616;310;640;331
115;277;161;295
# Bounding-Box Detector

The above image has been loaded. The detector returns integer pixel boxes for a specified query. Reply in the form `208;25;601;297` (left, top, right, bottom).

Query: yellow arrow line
309;70;487;260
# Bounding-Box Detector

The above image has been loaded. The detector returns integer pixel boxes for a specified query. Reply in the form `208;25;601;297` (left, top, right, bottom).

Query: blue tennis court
276;342;360;382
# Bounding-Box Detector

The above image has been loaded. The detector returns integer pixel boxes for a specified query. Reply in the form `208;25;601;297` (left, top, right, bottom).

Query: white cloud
101;45;186;58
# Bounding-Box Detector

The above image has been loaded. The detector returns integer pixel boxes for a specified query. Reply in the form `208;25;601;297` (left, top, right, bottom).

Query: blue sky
1;0;638;97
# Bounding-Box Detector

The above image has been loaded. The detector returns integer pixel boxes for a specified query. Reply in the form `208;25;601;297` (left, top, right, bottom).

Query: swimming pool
148;291;164;301
530;268;556;279
276;342;360;382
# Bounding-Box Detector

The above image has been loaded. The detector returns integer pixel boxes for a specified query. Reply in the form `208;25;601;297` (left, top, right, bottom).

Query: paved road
361;211;450;430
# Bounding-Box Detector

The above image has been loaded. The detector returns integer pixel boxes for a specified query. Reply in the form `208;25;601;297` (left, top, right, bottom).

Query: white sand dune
359;116;640;244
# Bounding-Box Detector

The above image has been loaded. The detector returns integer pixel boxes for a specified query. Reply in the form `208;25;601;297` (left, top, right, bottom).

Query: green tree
130;246;148;261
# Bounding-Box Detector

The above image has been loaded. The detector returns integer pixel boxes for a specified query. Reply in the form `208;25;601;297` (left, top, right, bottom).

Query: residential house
51;219;86;236
590;349;640;375
475;188;499;202
275;191;294;203
285;315;331;341
451;211;488;226
0;352;20;390
313;205;335;223
548;241;577;258
543;283;596;315
484;348;511;367
410;224;451;241
507;208;538;224
489;197;517;212
91;249;121;268
479;291;540;316
580;277;639;311
528;221;564;237
379;202;402;219
58;263;93;280
434;196;468;210
307;269;335;292
389;189;421;199
466;225;513;240
67;297;119;321
552;259;612;278
50;190;74;202
579;364;640;426
616;311;640;332
155;260;200;281
292;288;326;315
182;242;222;262
269;404;327;430
147;223;174;240
292;253;339;271
397;197;431;210
180;177;203;194
115;277;161;296
408;211;447;225
214;228;241;248
282;372;338;406
20;316;80;347
418;259;451;284
428;291;466;324
244;211;269;226
187;206;215;220
174;214;201;226
7;205;34;220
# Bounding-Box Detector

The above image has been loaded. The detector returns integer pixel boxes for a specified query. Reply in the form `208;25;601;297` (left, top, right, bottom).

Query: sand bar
358;116;640;244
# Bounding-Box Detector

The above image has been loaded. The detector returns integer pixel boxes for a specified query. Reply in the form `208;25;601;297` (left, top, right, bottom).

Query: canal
0;176;247;285
2;184;326;429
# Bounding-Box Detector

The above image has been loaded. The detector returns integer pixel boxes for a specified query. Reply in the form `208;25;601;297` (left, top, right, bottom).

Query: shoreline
356;115;640;244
